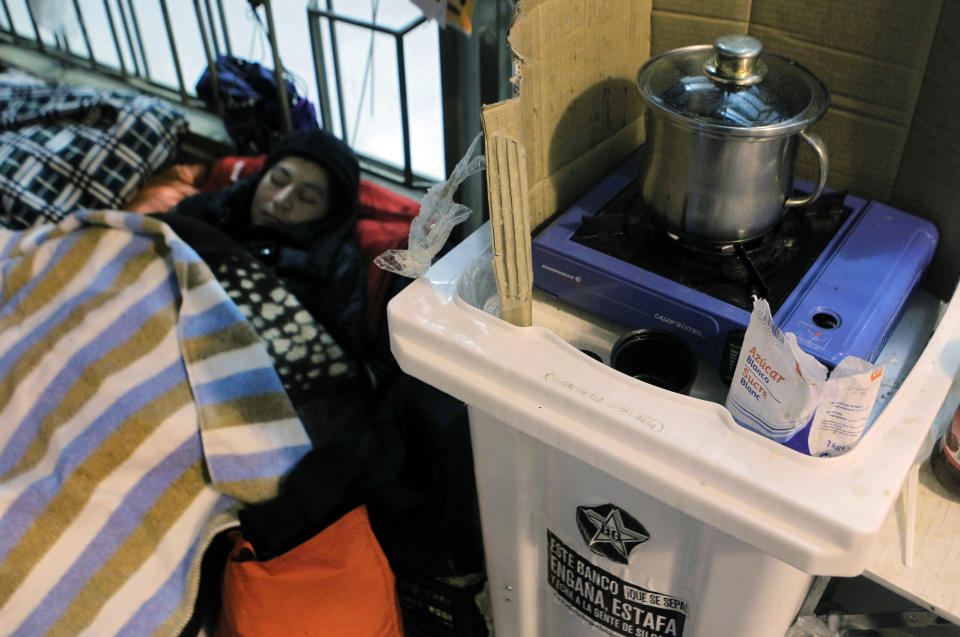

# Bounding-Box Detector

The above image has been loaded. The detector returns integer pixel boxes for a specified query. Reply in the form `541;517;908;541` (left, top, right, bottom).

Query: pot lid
636;35;829;136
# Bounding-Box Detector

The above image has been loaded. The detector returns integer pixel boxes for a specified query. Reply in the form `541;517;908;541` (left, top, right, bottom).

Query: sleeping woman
152;129;370;445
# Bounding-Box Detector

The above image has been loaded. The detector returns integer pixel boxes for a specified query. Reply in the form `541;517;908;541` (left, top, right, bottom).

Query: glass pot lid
636;35;829;137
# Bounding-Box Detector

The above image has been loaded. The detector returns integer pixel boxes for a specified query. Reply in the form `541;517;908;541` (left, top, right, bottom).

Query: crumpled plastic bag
785;614;841;637
725;297;885;456
455;251;501;317
374;132;486;278
28;0;76;35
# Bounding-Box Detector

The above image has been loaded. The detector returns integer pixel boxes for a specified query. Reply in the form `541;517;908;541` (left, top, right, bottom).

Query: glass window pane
7;1;38;39
165;3;209;95
75;0;122;71
403;20;443;180
57;5;89;59
304;2;445;181
219;0;275;67
129;0;180;90
342;26;404;170
271;3;330;131
9;0;61;48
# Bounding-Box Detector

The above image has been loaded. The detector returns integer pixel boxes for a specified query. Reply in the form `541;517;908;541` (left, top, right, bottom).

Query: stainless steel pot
635;35;829;244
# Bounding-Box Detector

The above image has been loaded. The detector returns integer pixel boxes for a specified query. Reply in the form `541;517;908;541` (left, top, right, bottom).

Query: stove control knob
704;34;766;86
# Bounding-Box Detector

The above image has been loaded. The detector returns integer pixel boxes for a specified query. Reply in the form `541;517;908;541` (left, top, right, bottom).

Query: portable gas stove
532;151;939;381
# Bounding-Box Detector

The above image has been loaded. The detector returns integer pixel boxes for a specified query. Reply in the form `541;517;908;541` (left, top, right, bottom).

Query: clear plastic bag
456;250;501;317
374;132;486;278
785;614;841;637
28;0;74;33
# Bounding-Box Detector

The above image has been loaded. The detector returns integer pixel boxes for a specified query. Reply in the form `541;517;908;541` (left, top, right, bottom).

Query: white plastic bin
387;223;960;637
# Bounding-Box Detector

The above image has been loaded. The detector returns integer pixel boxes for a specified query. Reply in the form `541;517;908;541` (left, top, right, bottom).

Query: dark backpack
196;54;320;154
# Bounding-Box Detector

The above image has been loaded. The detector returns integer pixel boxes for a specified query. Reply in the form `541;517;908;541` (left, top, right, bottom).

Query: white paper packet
725;297;885;456
726;298;827;442
805;357;885;457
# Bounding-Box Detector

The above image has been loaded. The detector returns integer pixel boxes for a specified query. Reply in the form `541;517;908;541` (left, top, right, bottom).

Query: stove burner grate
571;188;851;313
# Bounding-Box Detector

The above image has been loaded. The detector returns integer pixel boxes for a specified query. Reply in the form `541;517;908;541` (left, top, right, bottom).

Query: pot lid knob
704;34;766;85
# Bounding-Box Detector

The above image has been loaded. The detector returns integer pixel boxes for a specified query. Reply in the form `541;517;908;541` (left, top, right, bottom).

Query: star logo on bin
576;504;649;564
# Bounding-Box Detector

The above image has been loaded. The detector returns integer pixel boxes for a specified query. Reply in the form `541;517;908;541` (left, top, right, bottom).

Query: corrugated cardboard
481;0;650;233
892;0;960;301
487;134;534;326
481;0;650;323
482;0;959;312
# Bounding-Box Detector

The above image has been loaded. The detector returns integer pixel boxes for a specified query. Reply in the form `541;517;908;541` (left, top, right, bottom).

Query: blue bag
196;55;319;154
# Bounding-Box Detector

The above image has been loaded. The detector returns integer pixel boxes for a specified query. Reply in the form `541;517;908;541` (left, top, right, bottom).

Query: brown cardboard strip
487;135;533;327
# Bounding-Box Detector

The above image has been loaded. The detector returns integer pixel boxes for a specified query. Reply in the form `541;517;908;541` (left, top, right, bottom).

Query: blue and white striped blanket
0;210;311;636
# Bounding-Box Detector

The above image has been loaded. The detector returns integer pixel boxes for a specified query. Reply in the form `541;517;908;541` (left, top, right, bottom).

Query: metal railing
306;1;426;187
0;0;219;107
0;0;436;189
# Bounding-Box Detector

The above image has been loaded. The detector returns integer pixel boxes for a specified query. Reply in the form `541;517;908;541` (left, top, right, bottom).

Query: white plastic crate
387;223;960;637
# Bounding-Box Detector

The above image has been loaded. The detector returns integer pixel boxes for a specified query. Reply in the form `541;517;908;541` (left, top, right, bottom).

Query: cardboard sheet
481;0;650;320
482;0;650;231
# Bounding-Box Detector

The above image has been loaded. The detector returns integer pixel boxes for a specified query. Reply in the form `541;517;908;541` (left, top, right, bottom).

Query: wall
482;0;651;232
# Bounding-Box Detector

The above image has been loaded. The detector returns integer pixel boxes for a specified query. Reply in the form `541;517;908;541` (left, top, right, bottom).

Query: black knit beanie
261;129;360;218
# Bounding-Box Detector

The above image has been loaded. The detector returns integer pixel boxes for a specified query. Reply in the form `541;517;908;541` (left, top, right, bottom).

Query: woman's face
251;157;331;227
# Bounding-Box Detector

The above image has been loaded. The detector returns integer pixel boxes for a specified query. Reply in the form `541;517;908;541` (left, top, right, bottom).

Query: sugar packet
784;357;886;457
725;298;884;456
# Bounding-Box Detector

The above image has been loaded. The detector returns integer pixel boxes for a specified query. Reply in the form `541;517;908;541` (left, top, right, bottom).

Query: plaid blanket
0;210;311;636
0;85;187;229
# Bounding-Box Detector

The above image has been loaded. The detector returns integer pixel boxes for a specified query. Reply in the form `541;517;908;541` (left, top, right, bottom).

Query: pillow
0;85;188;228
123;163;206;214
202;154;265;191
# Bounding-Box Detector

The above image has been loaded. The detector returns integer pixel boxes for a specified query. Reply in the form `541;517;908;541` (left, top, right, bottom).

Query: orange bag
216;506;403;637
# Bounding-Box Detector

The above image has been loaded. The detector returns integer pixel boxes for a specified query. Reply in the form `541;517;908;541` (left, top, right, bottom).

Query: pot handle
785;130;829;208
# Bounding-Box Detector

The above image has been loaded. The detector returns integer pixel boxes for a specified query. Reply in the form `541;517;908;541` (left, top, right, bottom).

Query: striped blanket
0;210;311;636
